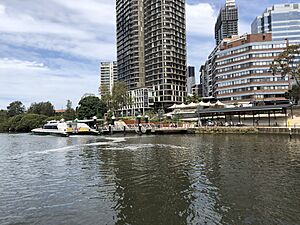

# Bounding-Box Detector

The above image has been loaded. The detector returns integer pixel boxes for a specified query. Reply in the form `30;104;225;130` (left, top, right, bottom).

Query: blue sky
0;0;294;109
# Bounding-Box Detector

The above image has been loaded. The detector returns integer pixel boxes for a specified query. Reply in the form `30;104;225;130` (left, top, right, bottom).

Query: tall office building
251;3;300;43
187;66;196;95
116;0;187;109
99;61;118;98
215;0;238;45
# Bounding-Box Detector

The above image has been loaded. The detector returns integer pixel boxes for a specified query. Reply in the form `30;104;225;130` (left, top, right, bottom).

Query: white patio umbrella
208;102;216;107
169;104;178;109
215;100;226;106
187;102;198;108
177;103;188;109
198;101;210;107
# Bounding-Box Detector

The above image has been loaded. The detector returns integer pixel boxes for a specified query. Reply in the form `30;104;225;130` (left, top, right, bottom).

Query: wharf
152;127;188;134
257;127;300;135
101;126;189;135
100;123;300;136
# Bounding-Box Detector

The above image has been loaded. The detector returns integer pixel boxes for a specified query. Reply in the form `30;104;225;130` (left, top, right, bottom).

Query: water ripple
0;134;300;225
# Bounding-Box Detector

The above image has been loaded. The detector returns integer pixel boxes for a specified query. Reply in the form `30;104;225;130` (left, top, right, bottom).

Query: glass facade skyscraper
251;3;300;43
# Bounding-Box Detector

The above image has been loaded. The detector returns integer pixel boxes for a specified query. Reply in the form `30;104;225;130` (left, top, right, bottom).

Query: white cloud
0;4;5;14
0;4;93;39
0;58;97;109
185;3;218;72
0;33;115;61
0;0;117;109
0;58;45;70
51;0;116;26
0;0;116;60
186;3;216;37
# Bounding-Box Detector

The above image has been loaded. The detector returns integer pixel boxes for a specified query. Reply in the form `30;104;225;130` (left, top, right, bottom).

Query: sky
0;0;293;109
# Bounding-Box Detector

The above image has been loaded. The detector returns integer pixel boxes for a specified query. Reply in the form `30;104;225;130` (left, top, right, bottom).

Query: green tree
184;94;202;104
0;110;8;123
111;82;130;111
5;114;48;132
100;84;112;109
63;100;76;121
270;44;300;86
15;114;48;132
7;101;25;117
0;110;9;132
289;85;300;104
77;96;107;119
6;114;24;132
28;101;55;116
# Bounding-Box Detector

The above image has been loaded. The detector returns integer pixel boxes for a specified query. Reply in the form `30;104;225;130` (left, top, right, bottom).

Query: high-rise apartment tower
116;0;145;90
215;0;238;45
116;0;187;109
99;61;118;98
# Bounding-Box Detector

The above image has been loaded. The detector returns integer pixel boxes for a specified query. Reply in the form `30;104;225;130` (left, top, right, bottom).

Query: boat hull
31;129;69;137
66;131;100;136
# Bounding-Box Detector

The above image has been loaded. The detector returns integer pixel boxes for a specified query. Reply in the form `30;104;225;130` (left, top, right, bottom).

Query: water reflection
196;135;300;225
94;141;196;225
87;135;300;225
0;134;300;225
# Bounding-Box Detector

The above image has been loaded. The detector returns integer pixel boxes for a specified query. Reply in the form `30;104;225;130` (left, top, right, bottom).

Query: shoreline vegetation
0;82;137;133
0;98;89;133
0;100;77;133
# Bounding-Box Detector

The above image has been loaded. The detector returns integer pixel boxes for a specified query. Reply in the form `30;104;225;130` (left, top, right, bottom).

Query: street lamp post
93;116;97;130
145;115;149;124
137;115;142;125
158;109;164;128
111;116;116;126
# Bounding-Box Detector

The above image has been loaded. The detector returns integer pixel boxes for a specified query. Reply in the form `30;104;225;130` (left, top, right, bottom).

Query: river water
0;133;299;225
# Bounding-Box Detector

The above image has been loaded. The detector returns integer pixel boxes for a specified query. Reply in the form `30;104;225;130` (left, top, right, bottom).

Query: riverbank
190;127;259;134
189;126;300;135
3;126;300;136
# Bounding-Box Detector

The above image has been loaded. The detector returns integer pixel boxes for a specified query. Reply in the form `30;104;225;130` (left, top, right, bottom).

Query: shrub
0;121;9;132
7;114;47;132
15;114;48;132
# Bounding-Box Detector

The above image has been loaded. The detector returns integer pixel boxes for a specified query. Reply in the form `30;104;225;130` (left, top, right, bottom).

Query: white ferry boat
31;120;69;137
32;120;99;136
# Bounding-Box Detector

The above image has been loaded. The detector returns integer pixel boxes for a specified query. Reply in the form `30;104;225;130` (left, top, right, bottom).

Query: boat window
43;125;58;129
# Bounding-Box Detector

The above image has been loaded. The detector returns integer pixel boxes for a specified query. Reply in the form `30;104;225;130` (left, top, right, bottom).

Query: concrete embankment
189;127;259;134
257;127;300;135
189;127;300;135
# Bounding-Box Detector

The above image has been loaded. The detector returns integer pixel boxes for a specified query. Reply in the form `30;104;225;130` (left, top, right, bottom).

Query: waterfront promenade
100;121;300;136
